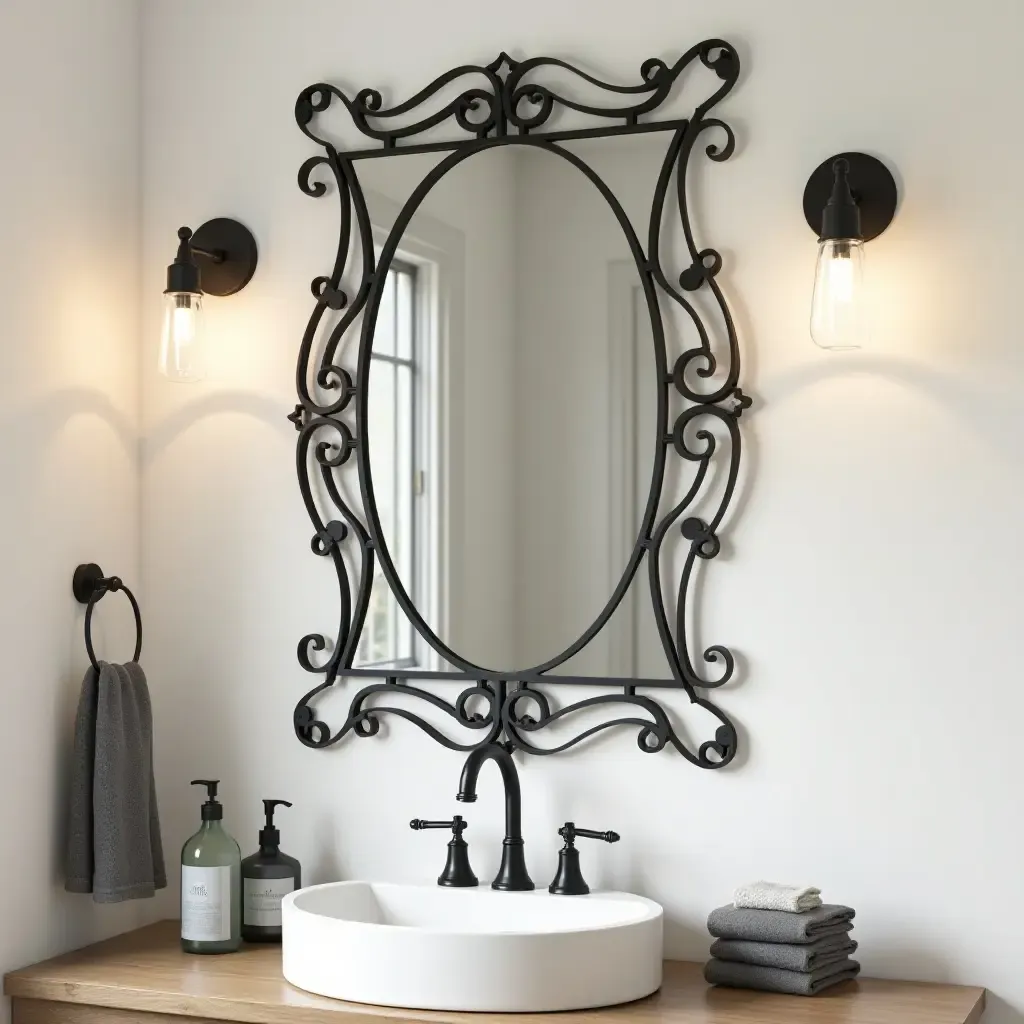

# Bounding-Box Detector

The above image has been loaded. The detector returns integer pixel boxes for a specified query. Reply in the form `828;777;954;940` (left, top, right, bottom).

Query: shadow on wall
985;996;1023;1024
762;352;1021;463
862;942;1023;1024
662;915;710;963
141;390;292;464
11;387;137;460
306;811;350;886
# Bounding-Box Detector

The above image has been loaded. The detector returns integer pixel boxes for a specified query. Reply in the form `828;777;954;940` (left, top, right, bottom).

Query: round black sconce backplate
803;152;898;242
190;217;258;296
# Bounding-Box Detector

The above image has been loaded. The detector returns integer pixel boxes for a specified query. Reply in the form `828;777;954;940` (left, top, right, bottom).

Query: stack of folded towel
705;882;860;996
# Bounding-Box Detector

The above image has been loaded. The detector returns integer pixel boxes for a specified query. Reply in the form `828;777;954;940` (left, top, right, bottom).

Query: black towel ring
73;563;143;669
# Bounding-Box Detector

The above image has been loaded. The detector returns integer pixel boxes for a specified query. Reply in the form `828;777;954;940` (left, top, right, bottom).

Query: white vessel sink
281;881;663;1012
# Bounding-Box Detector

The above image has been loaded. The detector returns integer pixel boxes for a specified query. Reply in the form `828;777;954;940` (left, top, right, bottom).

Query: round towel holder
73;563;143;668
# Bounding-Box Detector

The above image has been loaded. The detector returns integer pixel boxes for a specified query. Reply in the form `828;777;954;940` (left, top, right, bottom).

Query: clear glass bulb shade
809;238;866;351
159;291;206;382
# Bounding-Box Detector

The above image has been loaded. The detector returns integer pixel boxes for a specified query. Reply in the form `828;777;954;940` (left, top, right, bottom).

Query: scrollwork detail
308;417;355;468
298;154;332;196
294;701;331;748
291;40;746;768
678;249;722;291
698;118;736;162
294;40;739;153
297;681;503;752
287;404;305;431
727;387;753;419
293;680;735;766
697;722;736;766
297;633;329;673
681;518;720;559
311;276;348;310
312;520;348;556
502;689;671;755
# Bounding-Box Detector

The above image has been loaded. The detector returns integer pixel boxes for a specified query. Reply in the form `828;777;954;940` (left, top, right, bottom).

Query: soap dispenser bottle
241;799;301;943
181;780;241;954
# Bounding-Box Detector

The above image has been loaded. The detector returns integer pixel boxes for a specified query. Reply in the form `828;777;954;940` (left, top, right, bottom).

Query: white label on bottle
181;865;232;942
243;876;295;927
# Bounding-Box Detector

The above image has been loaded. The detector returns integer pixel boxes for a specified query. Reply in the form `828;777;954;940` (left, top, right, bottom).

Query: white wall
138;2;1024;1022
0;0;157;1007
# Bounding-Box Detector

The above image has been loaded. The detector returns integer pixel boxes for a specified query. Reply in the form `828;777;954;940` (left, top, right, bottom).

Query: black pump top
191;779;223;821
260;799;292;849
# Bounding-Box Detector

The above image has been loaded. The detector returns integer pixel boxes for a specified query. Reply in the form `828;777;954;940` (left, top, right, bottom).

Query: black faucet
456;743;534;891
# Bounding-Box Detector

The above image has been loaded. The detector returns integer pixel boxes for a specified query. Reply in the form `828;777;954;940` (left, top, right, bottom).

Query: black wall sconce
803;153;897;350
159;218;258;382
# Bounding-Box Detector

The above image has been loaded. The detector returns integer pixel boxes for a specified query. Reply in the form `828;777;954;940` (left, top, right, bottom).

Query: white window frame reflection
357;255;442;670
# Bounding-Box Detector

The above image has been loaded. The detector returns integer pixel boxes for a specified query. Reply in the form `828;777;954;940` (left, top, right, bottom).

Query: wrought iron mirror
290;39;749;767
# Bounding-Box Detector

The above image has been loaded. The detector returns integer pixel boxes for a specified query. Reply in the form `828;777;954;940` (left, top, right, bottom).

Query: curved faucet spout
458;743;523;837
456;744;534;891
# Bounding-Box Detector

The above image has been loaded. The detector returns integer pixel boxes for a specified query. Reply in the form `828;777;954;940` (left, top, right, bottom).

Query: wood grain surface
4;920;985;1024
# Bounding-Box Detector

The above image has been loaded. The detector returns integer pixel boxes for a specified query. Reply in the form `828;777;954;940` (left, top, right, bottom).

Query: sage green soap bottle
181;780;241;954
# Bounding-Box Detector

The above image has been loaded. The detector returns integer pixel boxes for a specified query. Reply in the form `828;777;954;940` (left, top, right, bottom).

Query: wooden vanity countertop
4;920;985;1024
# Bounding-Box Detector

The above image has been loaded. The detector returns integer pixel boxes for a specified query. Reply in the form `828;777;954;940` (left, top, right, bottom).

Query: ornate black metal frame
290;40;749;767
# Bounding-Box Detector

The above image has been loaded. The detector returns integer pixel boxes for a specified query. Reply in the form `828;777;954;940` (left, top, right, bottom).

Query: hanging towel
65;661;166;902
710;935;858;972
708;903;855;944
733;880;822;913
705;956;861;996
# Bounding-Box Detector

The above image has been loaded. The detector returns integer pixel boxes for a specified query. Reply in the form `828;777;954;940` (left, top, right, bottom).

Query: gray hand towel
65;661;166;902
707;903;855;944
711;935;858;972
705;957;861;996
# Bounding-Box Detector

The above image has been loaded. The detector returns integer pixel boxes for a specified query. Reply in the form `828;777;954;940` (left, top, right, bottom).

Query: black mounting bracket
72;562;107;604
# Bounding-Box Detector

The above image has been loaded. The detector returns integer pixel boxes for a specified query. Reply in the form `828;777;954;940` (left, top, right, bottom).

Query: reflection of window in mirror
357;256;441;669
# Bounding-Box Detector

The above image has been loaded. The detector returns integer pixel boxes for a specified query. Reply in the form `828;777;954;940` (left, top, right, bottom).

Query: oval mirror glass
362;141;658;673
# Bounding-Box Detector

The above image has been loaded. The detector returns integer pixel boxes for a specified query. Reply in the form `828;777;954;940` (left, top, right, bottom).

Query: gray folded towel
705;957;861;996
711;935;858;972
708;903;855;944
65;661;166;902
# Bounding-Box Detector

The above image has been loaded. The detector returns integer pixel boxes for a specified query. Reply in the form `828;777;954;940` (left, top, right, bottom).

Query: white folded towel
733;881;822;913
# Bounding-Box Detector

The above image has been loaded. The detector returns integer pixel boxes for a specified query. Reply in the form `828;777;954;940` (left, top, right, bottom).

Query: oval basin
282;881;663;1012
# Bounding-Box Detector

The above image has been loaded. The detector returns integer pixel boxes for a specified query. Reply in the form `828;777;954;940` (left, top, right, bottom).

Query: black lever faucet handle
559;822;620;844
410;815;478;887
549;821;620;896
411;817;467;835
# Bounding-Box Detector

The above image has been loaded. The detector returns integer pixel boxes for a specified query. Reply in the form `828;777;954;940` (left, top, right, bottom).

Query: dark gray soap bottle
240;799;301;943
